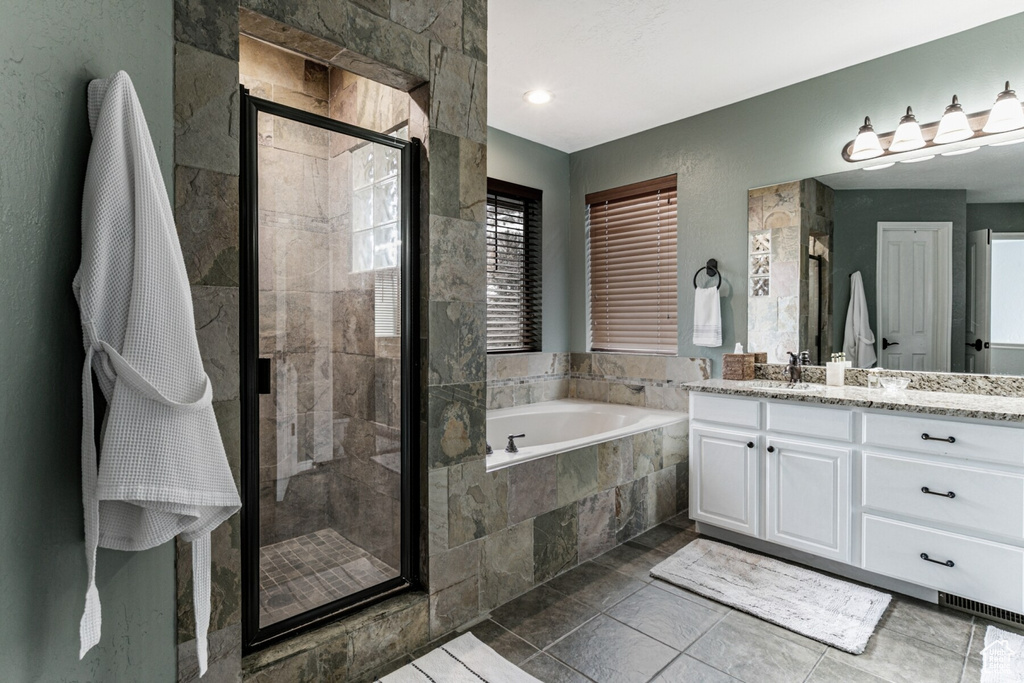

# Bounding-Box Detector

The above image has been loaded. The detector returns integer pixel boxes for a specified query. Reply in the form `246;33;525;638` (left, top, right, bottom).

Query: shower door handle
258;358;272;394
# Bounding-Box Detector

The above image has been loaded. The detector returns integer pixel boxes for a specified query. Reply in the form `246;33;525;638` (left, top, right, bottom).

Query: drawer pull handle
767;445;776;453
921;486;956;499
921;433;956;444
920;553;954;568
747;441;754;449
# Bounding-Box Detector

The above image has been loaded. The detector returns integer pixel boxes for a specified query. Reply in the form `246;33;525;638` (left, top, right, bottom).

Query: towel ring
693;258;721;290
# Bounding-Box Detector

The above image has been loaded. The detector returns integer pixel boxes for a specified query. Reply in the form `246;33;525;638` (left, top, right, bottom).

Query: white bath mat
982;625;1024;682
378;633;541;683
650;538;891;654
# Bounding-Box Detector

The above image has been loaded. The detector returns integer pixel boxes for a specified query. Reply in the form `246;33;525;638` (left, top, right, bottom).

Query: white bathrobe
74;72;240;675
843;271;877;368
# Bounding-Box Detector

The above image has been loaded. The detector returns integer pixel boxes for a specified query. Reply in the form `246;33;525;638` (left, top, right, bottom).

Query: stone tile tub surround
570;352;712;411
757;361;1024;398
688;378;1024;423
486;352;570;409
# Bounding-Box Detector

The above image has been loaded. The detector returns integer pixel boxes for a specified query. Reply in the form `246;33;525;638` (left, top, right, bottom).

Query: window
486;178;542;352
586;175;678;354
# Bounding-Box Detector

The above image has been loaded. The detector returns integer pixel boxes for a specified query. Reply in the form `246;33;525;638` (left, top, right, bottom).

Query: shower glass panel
239;90;419;651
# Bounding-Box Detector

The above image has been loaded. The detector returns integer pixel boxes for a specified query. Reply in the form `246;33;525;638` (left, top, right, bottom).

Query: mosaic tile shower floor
259;528;398;626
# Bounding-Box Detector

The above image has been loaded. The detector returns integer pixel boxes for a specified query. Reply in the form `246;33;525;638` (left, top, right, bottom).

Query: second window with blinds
587;174;678;354
486;179;543;353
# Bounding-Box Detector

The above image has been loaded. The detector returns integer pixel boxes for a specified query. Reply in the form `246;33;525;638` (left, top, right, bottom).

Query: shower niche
237;38;421;651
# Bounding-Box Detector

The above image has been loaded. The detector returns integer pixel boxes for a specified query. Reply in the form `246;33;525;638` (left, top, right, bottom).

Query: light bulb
889;106;926;152
934;95;974;144
523;89;554;105
983;82;1024;133
849;116;884;160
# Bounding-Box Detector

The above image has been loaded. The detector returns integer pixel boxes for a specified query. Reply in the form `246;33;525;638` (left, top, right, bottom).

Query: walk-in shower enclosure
238;83;420;651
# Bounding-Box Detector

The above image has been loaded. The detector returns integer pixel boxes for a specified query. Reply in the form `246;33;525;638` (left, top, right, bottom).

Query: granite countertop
685;379;1024;423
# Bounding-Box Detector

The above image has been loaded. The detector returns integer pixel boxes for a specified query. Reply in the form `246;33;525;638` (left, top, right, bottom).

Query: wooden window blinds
586;174;678;354
486;178;542;352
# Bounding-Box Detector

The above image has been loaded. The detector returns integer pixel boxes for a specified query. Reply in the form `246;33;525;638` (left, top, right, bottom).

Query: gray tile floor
394;515;1020;683
259;528;397;626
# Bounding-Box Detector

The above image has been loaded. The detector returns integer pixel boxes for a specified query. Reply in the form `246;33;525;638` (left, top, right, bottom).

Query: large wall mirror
747;142;1024;376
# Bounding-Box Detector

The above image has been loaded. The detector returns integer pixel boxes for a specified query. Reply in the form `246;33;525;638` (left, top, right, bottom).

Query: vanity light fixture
843;79;1024;166
849;117;884;160
523;89;554;105
982;81;1024;133
933;95;974;144
889;107;926;152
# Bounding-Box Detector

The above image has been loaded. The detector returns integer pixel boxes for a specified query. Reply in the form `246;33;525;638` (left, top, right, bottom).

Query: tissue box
723;353;755;380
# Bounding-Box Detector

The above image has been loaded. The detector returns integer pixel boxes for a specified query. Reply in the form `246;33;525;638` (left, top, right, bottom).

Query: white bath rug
650;538;891;654
378;633;541;683
982;625;1024;682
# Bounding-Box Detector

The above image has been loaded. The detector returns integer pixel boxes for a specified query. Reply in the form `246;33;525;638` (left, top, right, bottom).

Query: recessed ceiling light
523;89;554;105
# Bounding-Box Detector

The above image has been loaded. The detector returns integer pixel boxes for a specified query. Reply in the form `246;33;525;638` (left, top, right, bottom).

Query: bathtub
486;399;685;470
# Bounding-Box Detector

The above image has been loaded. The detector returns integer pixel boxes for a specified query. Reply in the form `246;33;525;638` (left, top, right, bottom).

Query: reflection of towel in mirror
844;271;877;368
693;286;722;347
74;72;240;676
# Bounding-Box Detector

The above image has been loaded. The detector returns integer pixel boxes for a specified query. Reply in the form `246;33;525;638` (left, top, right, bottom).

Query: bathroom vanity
687;380;1024;615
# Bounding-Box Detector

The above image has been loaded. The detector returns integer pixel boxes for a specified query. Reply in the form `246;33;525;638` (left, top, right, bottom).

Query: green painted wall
968;202;1024;233
487;127;572;352
832;190;967;371
568;13;1024;373
0;2;176;681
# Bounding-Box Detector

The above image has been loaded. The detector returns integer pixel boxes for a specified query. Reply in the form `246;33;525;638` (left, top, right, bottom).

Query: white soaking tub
486;399;685;470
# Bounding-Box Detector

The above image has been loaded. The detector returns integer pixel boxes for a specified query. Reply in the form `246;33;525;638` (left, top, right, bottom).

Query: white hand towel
843;271;877;368
74;71;240;676
693;286;722;347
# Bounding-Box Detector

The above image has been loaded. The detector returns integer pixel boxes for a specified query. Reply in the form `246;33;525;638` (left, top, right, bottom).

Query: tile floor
378;514;1020;683
259;528;397;626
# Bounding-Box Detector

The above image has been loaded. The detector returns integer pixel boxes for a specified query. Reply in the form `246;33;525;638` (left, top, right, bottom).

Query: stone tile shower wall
238;36;408;570
747;180;834;364
173;0;489;680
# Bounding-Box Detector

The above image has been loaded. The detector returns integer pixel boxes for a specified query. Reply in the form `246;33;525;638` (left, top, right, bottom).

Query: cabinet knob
746;441;754;448
767;445;776;453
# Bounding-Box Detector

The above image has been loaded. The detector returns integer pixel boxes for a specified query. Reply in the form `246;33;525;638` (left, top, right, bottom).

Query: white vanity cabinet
689;390;1024;614
691;426;760;536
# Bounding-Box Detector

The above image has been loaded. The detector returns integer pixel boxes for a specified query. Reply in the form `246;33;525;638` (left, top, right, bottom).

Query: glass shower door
239;89;419;650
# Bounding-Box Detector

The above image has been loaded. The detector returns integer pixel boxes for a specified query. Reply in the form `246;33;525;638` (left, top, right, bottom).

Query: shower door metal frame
238;87;421;653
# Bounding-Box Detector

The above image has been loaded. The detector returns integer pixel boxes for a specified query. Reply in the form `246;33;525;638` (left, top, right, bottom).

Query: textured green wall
568;13;1024;372
968;202;1024;233
487;127;572;352
0;1;176;681
832;190;967;371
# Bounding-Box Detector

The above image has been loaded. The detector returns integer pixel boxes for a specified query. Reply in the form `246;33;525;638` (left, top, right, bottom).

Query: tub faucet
505;433;526;453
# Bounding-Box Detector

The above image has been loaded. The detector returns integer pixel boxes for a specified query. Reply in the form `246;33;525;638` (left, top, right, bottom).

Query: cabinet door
766;438;851;562
691;427;760;537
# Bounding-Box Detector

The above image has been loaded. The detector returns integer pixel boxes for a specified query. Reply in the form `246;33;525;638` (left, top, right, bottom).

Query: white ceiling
488;1;1024;153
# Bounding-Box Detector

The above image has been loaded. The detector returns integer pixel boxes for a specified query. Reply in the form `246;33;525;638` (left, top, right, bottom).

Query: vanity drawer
692;393;760;429
862;453;1024;539
862;413;1024;466
767;402;853;442
862;515;1024;612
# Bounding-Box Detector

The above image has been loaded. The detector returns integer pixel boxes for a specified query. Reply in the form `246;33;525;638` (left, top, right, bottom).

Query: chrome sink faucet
787;351;810;384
